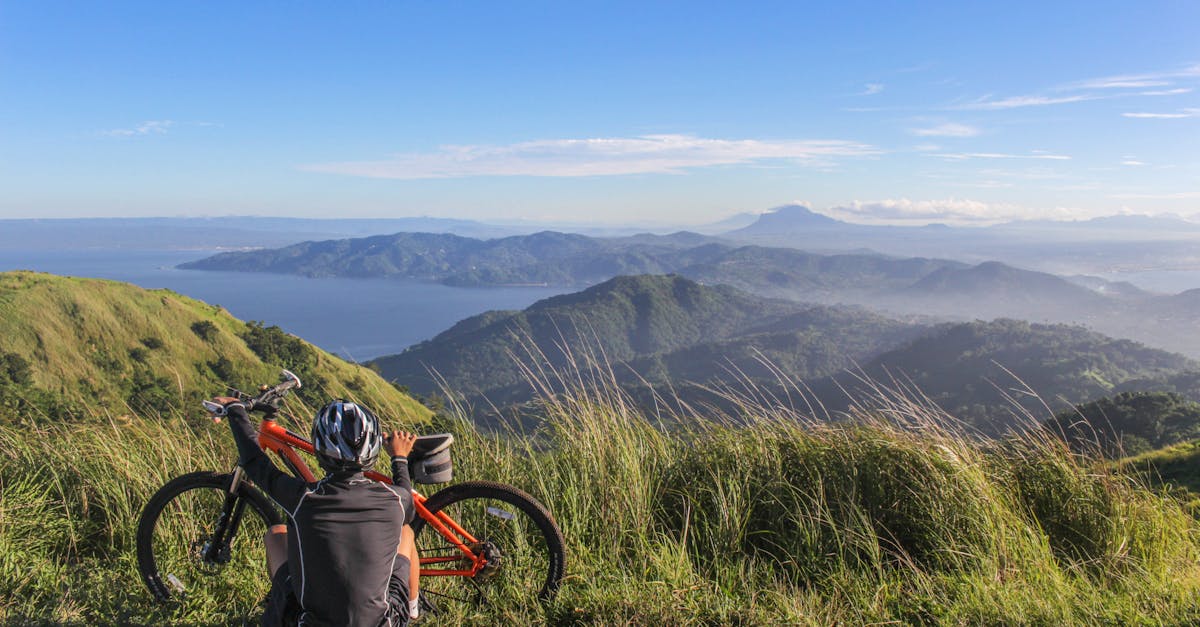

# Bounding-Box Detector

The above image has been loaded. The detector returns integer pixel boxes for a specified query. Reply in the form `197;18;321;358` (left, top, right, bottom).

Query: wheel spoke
137;472;276;615
411;481;564;612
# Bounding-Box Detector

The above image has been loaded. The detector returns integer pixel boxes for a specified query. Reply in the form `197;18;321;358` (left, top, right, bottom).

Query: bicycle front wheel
411;480;565;610
136;471;281;608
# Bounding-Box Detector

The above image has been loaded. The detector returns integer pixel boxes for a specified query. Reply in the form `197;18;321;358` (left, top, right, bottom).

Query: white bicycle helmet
312;400;382;472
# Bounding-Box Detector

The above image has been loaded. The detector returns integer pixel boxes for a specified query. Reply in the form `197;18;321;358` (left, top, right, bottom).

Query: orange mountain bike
135;370;565;613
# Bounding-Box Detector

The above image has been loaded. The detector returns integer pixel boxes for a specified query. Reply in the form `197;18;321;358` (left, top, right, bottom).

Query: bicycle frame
252;417;487;579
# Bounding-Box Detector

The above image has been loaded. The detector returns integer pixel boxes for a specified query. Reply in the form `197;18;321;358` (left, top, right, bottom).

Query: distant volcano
727;204;846;235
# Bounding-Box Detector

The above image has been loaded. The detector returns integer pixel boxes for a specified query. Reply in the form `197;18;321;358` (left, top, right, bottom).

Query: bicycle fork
200;467;251;566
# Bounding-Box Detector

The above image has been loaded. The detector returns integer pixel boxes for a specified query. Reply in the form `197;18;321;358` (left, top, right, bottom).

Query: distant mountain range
725;205;1200;287
730;204;1200;242
368;275;1199;433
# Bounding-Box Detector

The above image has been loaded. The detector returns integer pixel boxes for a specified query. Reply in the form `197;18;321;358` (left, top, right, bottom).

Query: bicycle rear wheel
136;471;282;608
410;480;565;611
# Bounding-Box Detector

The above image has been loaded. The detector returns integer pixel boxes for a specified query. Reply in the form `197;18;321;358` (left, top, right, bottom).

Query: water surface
0;249;569;360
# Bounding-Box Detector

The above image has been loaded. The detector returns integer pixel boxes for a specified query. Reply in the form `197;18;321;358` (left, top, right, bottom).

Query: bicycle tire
136;471;282;604
410;480;566;607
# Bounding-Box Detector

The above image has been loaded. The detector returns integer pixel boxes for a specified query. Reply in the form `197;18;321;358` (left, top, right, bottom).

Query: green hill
1120;440;1200;510
0;271;430;424
370;274;924;412
1047;391;1200;457
824;319;1198;434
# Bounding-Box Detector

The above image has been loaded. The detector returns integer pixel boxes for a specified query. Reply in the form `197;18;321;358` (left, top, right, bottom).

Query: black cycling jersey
226;404;414;627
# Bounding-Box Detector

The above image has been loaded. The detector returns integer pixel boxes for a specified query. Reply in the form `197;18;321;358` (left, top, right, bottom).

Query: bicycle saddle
410;433;453;461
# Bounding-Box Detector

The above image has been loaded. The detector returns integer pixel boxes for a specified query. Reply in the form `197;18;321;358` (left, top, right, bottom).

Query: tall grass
3;368;1200;625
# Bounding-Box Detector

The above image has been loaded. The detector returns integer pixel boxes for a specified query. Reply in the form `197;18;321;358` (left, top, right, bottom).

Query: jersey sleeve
225;404;307;513
389;457;416;524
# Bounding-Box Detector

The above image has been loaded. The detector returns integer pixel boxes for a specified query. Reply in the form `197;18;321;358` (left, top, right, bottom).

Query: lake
0;249;570;360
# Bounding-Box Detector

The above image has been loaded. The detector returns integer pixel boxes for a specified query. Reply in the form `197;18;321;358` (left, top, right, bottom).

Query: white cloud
953;64;1200;111
930;151;1071;161
825;198;1089;225
1068;64;1200;90
1139;88;1192;96
1075;79;1169;89
300;134;880;179
102;120;175;137
1122;108;1200;119
1121;160;1147;166
910;122;980;137
954;94;1099;110
861;83;884;96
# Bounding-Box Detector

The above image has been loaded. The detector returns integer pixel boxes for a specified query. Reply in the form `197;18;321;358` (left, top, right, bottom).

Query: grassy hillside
1120;440;1200;512
2;378;1199;624
0;271;430;424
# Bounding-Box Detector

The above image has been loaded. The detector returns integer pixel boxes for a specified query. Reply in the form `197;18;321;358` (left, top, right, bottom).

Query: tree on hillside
1047;391;1200;457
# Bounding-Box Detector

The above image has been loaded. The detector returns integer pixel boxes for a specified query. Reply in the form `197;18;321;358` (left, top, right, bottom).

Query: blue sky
1;1;1197;225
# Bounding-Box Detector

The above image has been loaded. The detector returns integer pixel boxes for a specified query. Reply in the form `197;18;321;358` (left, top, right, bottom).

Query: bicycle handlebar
204;369;302;417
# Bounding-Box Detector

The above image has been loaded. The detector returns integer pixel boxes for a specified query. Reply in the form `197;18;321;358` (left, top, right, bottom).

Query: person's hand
206;396;243;422
385;431;418;458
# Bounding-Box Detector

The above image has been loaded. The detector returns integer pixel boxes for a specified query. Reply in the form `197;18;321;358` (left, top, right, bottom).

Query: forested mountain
369;276;1198;432
180;230;700;285
819;320;1198;434
179;228;966;291
0;271;430;423
369;275;924;409
1046;392;1200;457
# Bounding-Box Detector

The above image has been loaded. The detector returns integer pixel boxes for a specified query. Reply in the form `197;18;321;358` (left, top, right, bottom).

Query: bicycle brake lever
202;400;228;416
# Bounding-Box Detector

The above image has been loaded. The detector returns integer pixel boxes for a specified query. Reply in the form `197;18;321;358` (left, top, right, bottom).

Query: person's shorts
261;555;411;627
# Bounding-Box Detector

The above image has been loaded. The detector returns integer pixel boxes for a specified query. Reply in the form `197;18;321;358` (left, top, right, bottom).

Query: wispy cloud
1075;79;1169;89
953;63;1200;110
910;122;980;137
1122;108;1200;119
930;151;1071;161
102;120;175;137
861;83;884;96
1138;88;1192;96
300;134;880;179
1121;159;1147;166
954;94;1099;110
1067;64;1200;90
825;197;1088;225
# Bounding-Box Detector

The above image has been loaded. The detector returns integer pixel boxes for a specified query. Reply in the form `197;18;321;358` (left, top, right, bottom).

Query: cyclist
211;395;422;626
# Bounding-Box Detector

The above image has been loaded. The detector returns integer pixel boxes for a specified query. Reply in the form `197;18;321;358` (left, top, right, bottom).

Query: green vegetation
3;372;1200;624
180;229;961;293
1048;391;1200;457
0;271;430;423
828;319;1198;434
2;274;1198;624
374;279;1197;434
1120;440;1200;513
370;275;922;411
